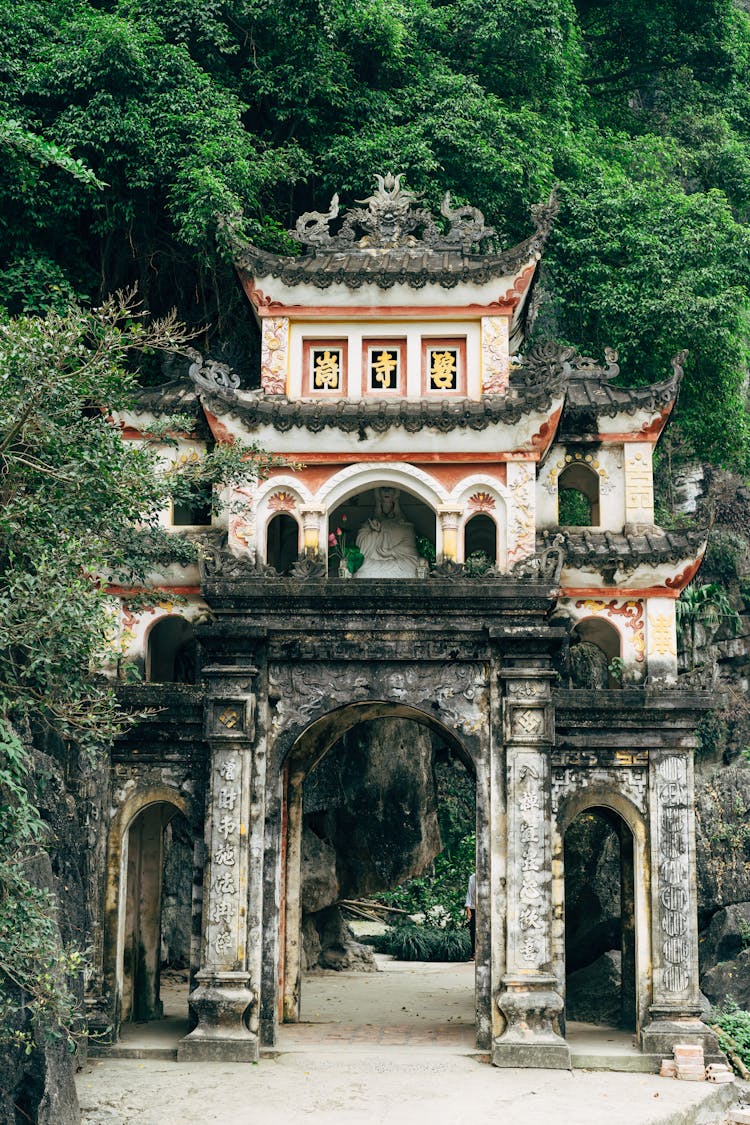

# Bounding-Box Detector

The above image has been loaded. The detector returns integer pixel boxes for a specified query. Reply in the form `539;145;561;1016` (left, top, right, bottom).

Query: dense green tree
2;0;750;464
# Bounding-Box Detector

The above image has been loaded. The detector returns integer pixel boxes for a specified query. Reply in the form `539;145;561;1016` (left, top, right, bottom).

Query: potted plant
328;515;364;577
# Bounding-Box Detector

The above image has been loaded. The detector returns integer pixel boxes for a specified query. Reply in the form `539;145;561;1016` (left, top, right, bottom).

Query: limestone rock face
563;815;621;973
301;825;339;914
300;718;441;969
303;718;441;900
301;907;375;972
565;951;622;1026
701;948;750;1009
699;902;750;1008
695;765;750;924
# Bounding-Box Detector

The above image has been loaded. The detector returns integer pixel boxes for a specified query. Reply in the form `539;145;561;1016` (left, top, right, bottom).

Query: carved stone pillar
179;663;261;1062
299;506;324;559
641;750;719;1057
438;507;463;561
493;669;571;1069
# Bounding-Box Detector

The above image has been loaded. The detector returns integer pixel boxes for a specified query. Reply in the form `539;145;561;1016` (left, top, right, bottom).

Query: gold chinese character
313;349;340;389
218;707;238;729
430;350;457;390
372;350;397;388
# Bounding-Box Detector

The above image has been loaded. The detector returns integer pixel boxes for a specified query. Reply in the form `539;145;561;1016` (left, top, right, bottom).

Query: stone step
570;1052;662;1073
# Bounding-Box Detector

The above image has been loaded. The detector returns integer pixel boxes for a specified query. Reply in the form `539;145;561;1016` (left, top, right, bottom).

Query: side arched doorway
266;701;487;1047
105;793;197;1030
554;793;650;1039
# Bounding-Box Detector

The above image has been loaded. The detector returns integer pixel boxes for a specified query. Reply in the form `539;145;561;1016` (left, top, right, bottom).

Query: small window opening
267;513;299;574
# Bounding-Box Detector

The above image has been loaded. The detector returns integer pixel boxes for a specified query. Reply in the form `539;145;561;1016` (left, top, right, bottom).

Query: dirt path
77;962;738;1124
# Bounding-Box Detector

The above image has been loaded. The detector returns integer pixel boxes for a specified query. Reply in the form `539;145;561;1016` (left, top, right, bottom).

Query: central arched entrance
270;701;485;1047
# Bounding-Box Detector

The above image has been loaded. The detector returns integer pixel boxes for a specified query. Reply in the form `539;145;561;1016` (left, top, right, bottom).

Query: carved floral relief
481;316;509;395
260;317;289;395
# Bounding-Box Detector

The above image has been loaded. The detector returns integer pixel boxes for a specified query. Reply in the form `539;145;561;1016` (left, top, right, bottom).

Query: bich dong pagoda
93;173;722;1070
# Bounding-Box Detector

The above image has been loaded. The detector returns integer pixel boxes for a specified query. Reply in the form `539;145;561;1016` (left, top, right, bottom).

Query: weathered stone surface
302;907;375;972
695;766;750;924
301;826;339;914
566;951;622;1026
700;902;750;969
701;949;750;1009
303;718;441;900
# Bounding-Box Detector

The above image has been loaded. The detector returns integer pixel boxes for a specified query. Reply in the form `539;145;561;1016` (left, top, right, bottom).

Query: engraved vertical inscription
511;754;549;968
656;756;691;993
207;750;244;966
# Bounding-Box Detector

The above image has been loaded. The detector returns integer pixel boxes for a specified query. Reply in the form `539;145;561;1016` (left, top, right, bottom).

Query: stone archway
553;787;650;1037
104;788;192;1027
275;702;479;1037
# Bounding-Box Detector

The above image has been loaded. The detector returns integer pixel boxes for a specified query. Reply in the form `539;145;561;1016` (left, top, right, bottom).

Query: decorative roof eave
545;527;707;594
229;175;558;316
515;344;685;441
191;380;566;441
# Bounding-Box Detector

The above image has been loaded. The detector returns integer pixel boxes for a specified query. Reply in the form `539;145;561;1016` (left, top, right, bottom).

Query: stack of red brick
659;1043;735;1084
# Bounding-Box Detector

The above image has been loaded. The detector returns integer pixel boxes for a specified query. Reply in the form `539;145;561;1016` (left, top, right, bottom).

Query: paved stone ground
78;961;741;1124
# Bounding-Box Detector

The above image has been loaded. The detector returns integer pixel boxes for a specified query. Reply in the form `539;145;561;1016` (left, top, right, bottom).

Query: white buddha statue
355;487;420;578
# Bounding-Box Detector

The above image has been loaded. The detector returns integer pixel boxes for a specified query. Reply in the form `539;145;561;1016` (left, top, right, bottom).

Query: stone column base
493;976;571;1070
177;970;257;1063
641;1009;723;1062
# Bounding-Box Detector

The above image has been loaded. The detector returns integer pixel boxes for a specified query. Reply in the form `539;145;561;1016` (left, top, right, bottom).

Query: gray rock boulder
701;949;750;1009
695;765;750;924
566;950;622;1026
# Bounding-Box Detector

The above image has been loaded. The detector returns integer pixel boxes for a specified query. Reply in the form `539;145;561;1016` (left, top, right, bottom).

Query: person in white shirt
465;872;476;959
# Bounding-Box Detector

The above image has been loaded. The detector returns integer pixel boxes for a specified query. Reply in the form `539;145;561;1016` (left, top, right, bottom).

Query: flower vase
338;559;352;579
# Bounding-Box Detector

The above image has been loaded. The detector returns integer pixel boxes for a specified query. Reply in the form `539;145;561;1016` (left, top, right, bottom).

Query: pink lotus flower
328;533;337;546
336;527;342;535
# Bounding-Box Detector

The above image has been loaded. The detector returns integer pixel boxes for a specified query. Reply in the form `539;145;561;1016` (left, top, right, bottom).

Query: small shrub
711;1001;750;1073
374;923;472;962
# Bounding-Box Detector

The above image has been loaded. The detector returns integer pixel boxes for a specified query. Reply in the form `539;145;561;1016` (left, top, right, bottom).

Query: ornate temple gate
168;570;718;1067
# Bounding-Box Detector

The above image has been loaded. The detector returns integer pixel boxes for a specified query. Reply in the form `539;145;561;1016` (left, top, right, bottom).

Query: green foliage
558;488;592;527
676;581;741;670
368;921;472;963
703;530;748;586
0;293;272;1050
711;1000;750;1073
2;0;750;464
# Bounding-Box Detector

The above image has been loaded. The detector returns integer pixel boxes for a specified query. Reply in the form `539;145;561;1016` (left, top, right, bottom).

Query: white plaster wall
536;444;625;532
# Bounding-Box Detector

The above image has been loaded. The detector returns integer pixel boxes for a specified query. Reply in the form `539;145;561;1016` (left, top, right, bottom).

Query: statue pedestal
177;971;257;1063
493;976;571;1069
641;1007;722;1061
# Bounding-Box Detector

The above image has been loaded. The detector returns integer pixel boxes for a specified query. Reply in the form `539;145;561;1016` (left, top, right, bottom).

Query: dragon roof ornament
292;172;501;254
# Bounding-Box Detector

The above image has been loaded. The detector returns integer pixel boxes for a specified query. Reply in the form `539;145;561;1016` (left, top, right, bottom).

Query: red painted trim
240;275;518;320
561;585;682;600
203;409;237;444
421;336;467;396
530;405;563;454
301;338;349;396
268;451;540;464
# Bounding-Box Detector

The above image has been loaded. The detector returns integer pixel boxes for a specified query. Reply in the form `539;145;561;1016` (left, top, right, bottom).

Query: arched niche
570;617;622;688
266;512;300;574
327;487;436;574
558;462;600;526
146;615;197;684
463;513;497;566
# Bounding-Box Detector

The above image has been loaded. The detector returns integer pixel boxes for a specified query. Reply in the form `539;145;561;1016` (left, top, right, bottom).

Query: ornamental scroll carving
655;756;692;994
291;173;496;253
481;317;509;395
268;661;486;736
